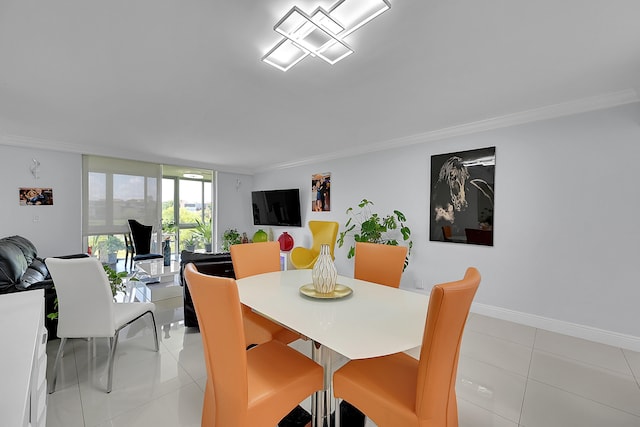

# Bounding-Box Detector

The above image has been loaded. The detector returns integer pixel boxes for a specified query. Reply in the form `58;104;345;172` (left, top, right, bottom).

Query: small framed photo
311;172;331;212
19;187;53;206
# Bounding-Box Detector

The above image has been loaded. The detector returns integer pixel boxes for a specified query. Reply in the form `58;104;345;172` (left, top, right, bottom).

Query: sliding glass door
162;166;213;256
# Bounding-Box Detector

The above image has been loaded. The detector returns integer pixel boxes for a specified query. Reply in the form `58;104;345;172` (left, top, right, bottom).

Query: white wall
0;145;82;256
2;103;638;350
253;103;640;349
215;171;254;251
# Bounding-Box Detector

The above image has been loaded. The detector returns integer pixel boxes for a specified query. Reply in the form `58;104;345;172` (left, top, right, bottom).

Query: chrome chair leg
334;398;341;427
148;311;159;351
107;332;120;393
49;337;67;394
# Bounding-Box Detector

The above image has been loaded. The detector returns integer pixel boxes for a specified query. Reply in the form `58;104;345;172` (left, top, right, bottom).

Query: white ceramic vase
312;244;337;293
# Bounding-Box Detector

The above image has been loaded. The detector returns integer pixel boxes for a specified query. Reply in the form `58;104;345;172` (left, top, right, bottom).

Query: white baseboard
471;302;640;352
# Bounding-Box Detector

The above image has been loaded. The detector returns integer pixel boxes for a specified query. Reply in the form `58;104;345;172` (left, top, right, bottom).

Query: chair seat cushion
246;340;323;425
113;302;156;331
334;352;419;426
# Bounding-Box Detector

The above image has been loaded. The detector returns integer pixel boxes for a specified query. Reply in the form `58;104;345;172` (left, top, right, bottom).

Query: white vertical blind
82;155;162;236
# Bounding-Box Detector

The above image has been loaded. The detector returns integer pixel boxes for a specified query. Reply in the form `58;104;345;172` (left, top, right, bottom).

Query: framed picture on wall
311;172;331;212
19;187;53;206
429;147;495;245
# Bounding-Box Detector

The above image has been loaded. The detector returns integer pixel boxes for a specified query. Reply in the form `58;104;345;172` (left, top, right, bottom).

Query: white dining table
236;269;429;427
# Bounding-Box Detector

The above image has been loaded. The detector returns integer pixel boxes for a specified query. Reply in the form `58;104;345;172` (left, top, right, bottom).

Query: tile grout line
621;350;640;391
525;377;640;421
517;327;538;426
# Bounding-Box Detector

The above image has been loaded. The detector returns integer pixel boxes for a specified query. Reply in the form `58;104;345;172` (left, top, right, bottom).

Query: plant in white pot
195;219;213;252
96;235;125;265
337;199;412;270
182;234;199;252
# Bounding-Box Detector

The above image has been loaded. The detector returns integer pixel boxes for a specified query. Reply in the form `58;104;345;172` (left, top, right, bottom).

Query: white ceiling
1;0;639;173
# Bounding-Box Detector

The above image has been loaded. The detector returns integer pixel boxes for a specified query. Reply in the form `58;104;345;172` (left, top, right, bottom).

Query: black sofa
179;250;234;328
0;235;87;338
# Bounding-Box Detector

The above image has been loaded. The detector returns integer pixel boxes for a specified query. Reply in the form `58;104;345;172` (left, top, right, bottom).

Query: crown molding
0;134;82;153
3;89;638;175
258;88;640;173
0;134;254;175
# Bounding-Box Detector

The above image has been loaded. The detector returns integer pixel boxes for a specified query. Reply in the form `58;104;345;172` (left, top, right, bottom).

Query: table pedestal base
311;341;334;427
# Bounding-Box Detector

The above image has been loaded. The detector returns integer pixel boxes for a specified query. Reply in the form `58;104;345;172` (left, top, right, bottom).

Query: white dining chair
45;256;159;393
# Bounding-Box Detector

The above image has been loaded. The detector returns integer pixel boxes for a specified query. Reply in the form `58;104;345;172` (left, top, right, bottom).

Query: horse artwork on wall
429;147;495;246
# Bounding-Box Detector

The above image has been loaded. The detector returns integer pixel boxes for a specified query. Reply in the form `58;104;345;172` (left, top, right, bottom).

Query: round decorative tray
299;283;353;300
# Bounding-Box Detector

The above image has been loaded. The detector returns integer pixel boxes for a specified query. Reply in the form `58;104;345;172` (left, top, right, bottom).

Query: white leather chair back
46;257;116;338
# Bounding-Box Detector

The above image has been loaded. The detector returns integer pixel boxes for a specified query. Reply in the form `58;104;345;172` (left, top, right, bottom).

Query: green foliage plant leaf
338;199;412;269
194;219;213;243
221;228;242;252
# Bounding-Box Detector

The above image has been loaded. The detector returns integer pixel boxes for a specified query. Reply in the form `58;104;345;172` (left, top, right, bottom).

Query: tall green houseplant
337;199;412;269
195;219;213;251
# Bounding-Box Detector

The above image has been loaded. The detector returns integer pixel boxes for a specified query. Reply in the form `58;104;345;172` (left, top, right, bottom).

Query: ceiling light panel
328;0;391;37
262;0;390;71
274;6;352;64
262;38;309;72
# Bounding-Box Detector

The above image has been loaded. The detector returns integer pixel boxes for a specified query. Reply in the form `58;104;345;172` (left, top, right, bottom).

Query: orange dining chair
333;267;481;427
464;228;493;246
290;220;339;269
353;242;408;288
442;226;452;242
184;264;323;427
230;241;299;346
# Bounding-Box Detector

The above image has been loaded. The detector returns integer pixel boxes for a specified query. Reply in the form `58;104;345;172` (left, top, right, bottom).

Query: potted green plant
183;234;199;252
195;219;213;252
221;228;242;252
337;199;413;269
162;220;177;234
96;235;125;265
103;264;134;296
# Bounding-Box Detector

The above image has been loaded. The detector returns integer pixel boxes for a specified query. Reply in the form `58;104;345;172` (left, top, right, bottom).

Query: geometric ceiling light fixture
262;0;391;72
274;6;353;65
262;38;310;72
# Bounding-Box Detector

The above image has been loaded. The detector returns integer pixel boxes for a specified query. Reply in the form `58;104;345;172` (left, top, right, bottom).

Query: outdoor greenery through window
162;166;213;253
82;156;214;268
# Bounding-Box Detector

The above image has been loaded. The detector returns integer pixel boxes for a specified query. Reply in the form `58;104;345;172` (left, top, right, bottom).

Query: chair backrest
309;221;339;258
464;228;493;246
184;263;249;426
124;233;134;250
230;241;281;279
416;267;480;427
45;257;116;338
442;226;452;241
353;242;408;288
128;219;153;254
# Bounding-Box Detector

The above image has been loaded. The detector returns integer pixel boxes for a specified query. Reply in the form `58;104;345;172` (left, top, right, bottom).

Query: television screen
252;189;302;227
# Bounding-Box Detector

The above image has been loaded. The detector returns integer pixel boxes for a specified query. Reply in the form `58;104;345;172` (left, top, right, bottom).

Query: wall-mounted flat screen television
251;188;302;227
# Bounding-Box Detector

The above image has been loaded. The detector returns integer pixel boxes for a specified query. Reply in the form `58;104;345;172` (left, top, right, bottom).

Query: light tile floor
46;296;640;427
